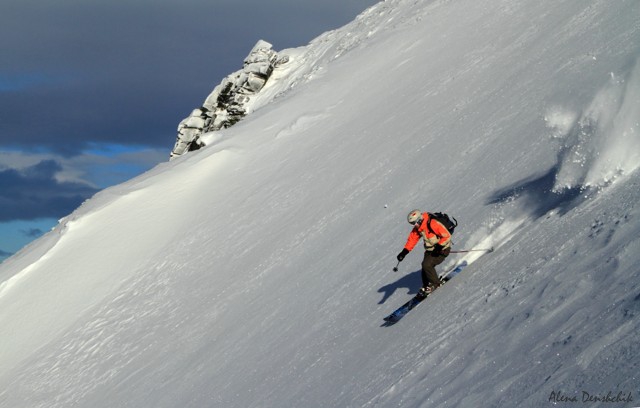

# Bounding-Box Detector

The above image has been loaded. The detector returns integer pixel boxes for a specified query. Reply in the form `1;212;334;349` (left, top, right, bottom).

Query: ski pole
392;260;400;272
449;247;494;254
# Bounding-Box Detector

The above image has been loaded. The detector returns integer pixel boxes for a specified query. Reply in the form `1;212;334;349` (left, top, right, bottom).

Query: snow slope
1;0;640;407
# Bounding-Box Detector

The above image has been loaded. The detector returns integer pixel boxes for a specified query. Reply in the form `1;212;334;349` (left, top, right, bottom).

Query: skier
396;209;451;297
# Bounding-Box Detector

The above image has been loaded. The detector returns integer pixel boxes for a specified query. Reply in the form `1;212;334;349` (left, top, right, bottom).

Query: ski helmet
407;209;423;225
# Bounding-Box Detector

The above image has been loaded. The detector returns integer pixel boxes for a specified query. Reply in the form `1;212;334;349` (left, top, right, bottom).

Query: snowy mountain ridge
1;0;640;407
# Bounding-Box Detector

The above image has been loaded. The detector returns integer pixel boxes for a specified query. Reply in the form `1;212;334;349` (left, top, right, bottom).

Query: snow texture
1;0;640;407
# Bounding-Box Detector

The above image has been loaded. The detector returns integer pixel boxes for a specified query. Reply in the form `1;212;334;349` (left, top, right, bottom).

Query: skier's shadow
377;270;422;304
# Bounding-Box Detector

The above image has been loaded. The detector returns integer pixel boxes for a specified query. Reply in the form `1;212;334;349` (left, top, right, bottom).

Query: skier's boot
417;285;434;299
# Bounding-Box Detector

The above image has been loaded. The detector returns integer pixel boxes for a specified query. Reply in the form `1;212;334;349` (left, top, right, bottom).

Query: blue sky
0;0;379;261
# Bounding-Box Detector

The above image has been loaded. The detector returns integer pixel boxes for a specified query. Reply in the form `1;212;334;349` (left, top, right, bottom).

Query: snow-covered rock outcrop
170;40;286;159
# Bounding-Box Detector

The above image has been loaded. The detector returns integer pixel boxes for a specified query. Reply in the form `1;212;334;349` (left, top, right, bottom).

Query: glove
396;248;409;262
431;244;444;257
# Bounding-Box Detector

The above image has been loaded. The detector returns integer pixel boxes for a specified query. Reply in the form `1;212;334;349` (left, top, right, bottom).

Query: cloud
20;227;44;238
1;146;166;187
0;1;377;156
0;159;99;222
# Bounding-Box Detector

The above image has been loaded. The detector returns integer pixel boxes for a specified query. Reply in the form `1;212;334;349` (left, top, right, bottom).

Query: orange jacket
403;212;452;252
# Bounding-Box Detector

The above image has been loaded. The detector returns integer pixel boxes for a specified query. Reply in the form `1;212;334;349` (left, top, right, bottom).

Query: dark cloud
0;160;99;222
21;227;44;238
0;0;376;156
0;0;377;255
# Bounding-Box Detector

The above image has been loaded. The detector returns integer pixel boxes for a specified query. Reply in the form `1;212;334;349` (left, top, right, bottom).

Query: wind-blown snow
552;57;640;191
1;0;639;407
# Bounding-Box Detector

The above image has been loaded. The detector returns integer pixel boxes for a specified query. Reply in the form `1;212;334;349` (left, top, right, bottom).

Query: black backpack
427;212;458;235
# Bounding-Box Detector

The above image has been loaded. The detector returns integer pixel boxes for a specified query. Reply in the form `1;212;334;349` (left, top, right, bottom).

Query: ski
382;293;428;324
382;261;469;325
441;260;468;281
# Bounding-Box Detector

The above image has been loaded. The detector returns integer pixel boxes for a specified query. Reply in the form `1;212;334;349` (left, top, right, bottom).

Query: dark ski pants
421;251;447;288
